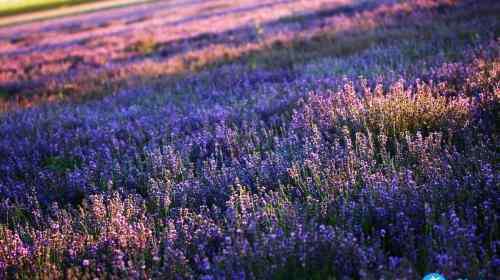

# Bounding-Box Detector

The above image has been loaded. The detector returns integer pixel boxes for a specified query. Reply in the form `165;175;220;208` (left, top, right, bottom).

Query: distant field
0;0;157;27
0;0;101;17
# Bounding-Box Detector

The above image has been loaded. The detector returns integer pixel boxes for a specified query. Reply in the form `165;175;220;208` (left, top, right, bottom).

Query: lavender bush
0;0;498;279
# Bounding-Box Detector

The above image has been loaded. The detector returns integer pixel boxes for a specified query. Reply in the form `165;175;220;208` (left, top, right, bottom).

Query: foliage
0;0;498;279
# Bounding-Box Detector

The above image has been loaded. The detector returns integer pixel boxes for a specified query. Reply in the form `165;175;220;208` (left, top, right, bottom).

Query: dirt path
0;0;158;27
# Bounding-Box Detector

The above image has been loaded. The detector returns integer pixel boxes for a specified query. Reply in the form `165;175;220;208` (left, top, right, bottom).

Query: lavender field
0;0;499;279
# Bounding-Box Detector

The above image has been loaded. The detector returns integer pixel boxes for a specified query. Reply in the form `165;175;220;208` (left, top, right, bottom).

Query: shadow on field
114;0;381;63
1;0;496;110
0;1;386;103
